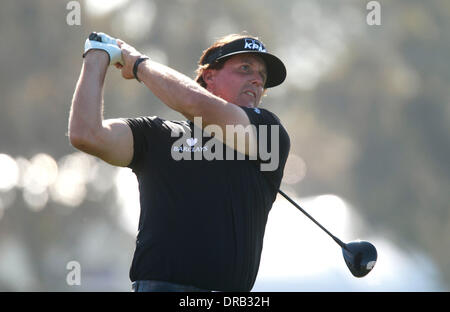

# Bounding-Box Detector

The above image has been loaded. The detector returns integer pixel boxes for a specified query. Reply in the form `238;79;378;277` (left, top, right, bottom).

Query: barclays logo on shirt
170;117;281;172
172;137;208;153
187;138;197;146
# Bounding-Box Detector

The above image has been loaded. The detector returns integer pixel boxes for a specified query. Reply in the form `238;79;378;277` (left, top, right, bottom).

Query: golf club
278;189;377;277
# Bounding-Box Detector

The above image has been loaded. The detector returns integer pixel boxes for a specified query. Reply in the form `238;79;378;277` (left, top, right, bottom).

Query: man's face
204;54;268;108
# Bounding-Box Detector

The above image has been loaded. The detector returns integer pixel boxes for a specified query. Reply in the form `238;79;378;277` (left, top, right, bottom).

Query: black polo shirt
123;106;290;291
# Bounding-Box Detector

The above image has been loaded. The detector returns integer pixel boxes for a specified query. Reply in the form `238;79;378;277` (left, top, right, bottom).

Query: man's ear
202;69;216;89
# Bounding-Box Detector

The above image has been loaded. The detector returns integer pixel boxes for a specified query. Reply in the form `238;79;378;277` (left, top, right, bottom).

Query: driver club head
342;240;377;277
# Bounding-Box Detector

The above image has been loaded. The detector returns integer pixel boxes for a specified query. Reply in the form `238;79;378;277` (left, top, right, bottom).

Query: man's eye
241;65;250;71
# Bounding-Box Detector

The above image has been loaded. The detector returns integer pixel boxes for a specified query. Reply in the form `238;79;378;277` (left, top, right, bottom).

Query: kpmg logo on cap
244;39;266;52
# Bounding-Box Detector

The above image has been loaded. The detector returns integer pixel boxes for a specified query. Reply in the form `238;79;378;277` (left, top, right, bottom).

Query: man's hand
83;32;123;66
115;40;145;80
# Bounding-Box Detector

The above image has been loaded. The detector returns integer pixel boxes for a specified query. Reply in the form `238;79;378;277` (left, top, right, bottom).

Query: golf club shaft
278;190;347;250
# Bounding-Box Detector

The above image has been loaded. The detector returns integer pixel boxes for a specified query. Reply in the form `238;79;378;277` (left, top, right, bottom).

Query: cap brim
216;51;286;88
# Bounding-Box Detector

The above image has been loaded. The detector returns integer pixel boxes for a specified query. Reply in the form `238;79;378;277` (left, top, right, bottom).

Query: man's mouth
243;90;256;98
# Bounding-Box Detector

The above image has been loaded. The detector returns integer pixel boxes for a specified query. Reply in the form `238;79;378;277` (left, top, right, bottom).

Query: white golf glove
83;32;123;65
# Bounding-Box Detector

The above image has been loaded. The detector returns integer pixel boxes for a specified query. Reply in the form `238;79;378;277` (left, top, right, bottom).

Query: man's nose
250;72;264;88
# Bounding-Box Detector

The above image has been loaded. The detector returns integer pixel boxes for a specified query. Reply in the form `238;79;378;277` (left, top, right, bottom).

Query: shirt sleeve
122;116;167;172
239;107;291;192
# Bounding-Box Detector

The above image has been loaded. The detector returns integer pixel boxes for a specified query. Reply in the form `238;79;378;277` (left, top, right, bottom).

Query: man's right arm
68;50;134;167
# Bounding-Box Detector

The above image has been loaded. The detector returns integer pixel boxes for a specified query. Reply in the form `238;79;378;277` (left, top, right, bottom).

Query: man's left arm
117;40;256;156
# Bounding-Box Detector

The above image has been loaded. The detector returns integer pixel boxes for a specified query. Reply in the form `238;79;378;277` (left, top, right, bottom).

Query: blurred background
0;0;449;291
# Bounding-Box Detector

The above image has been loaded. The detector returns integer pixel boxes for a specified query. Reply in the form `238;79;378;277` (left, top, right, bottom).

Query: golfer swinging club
69;32;290;292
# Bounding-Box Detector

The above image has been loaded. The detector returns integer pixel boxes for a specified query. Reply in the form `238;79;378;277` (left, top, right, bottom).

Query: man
69;32;290;292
